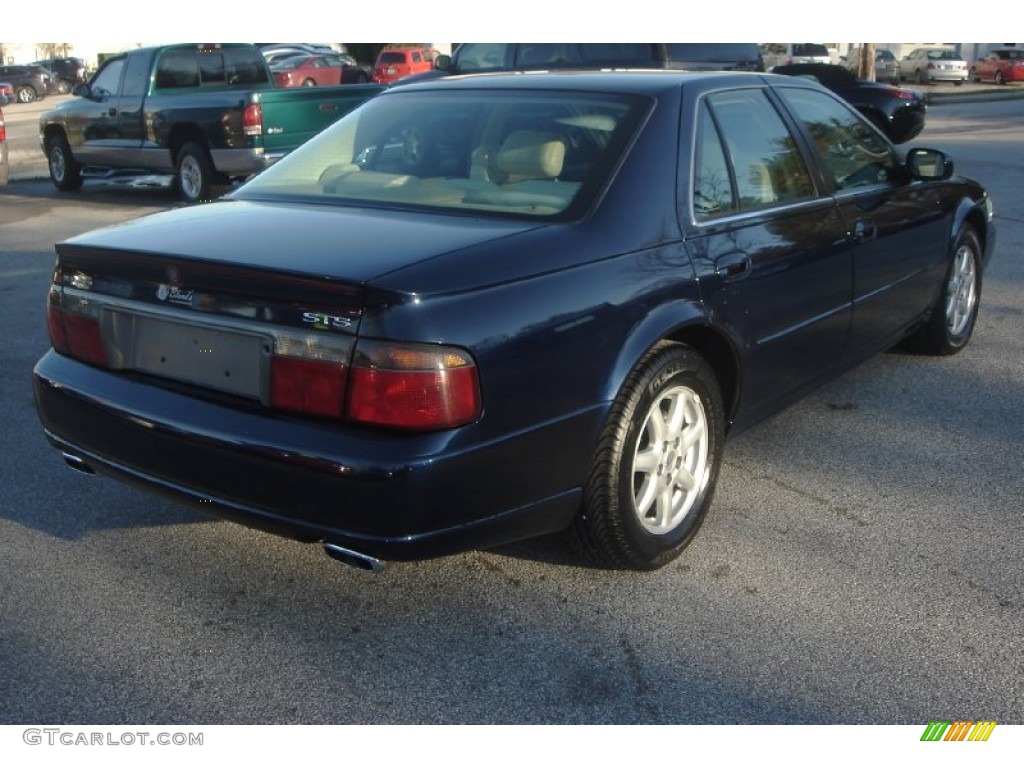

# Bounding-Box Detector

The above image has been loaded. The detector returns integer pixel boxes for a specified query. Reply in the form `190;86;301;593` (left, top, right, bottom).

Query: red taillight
242;103;262;136
926;62;937;70
347;341;480;430
270;356;347;419
0;114;5;143
47;289;107;367
46;296;70;354
64;313;107;366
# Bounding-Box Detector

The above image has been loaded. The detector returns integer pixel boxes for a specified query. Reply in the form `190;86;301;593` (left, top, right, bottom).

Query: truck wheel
47;134;84;192
175;142;217;204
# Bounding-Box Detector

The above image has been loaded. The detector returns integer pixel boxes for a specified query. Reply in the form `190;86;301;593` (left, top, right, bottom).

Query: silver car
899;47;968;85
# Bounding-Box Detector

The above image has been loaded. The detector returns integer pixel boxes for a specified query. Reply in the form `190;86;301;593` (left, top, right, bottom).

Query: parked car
970;48;1024;85
844;47;900;85
373;47;435;84
33;71;994;573
40;43;381;202
763;43;832;68
899;47;968;85
773;63;926;143
0;64;52;103
0;94;8;185
272;54;347;87
260;44;371;83
30;57;88;94
401;43;763;85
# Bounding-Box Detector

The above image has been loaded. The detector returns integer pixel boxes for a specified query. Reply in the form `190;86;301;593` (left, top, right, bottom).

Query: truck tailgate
255;84;384;156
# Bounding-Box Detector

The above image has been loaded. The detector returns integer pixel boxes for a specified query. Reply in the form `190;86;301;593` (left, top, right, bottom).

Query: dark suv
31;57;88;94
399;43;763;84
0;64;52;103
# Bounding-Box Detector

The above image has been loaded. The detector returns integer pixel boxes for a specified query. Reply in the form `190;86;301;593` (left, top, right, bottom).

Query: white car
899;47;969;85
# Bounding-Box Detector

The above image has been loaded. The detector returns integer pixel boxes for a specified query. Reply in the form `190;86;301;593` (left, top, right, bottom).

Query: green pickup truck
39;43;382;202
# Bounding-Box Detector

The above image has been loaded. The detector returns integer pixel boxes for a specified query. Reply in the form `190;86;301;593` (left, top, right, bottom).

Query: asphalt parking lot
0;87;1021;727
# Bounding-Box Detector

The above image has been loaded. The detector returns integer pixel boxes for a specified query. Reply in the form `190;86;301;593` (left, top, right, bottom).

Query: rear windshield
666;43;759;62
378;52;407;64
927;50;960;60
793;44;829;57
235;88;650;220
155;46;269;89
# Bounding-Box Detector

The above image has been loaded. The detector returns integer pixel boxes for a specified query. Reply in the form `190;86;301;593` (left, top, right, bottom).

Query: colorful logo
921;721;997;742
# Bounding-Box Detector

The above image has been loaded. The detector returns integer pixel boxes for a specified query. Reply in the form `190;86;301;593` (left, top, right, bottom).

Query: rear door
684;86;853;424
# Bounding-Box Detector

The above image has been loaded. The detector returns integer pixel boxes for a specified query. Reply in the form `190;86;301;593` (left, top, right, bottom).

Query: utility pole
858;43;876;81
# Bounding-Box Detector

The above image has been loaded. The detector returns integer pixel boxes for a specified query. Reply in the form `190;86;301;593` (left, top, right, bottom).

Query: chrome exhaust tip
323;543;386;573
62;452;96;475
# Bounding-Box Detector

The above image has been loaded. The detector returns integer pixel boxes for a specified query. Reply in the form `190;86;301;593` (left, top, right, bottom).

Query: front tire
175;142;218;204
57;79;73;95
46;133;84;191
906;227;982;356
995;71;1005;86
572;344;725;570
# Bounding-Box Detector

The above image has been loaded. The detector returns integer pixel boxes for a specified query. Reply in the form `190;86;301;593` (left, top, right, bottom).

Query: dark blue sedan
34;71;995;571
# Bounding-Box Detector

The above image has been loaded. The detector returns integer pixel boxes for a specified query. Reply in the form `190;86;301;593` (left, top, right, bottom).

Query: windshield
236;88;649;219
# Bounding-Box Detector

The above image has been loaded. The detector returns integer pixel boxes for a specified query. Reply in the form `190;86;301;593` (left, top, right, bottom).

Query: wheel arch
166;124;209;163
952;198;991;265
604;303;742;430
42;122;69;149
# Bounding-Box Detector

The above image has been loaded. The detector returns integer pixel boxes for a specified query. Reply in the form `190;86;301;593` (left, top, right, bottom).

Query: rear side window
155;50;200;89
695;89;815;217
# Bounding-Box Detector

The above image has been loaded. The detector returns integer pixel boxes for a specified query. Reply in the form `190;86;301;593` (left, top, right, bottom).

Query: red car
372;47;435;84
271;54;346;87
970;48;1024;85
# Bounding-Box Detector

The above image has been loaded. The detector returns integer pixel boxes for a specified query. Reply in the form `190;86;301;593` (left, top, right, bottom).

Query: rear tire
46;133;84;192
16;85;37;103
905;227;981;356
175;142;218;204
995;71;1005;86
571;343;725;570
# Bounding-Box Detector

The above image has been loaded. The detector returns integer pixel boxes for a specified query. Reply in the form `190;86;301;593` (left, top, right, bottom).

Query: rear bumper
33;351;594;560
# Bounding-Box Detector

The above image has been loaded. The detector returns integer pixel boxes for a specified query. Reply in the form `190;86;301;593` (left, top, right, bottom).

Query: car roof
388;69;788;95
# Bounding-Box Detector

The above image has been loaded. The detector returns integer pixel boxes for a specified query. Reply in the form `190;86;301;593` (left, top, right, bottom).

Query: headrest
496;131;566;180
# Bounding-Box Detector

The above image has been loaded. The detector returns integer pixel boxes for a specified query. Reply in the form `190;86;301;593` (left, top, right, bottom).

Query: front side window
777;87;899;191
236;89;649;220
453;44;512;72
700;89;815;213
90;58;125;98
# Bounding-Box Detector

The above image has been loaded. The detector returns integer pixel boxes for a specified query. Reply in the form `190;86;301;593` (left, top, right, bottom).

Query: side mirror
72;83;91;98
434;54;453;71
906;148;954;180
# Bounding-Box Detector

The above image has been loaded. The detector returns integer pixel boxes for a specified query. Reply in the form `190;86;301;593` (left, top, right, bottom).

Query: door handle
852;218;877;242
107;108;117;117
714;251;752;281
